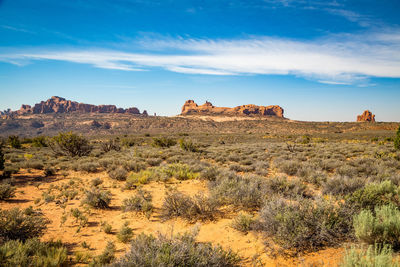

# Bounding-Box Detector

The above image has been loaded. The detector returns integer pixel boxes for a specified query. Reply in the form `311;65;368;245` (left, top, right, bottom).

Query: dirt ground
1;169;345;266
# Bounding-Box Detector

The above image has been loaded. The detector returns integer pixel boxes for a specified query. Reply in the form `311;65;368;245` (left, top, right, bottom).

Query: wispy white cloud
318;80;352;85
324;8;373;27
1;30;400;84
0;25;35;34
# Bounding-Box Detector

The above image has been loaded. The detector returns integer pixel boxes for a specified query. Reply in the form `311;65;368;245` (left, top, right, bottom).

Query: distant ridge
181;100;284;118
1;96;147;116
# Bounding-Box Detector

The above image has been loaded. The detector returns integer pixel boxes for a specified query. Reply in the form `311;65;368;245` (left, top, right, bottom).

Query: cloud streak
1;30;400;84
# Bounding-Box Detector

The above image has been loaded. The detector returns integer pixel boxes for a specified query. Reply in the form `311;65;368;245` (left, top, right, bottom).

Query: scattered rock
181;100;284;117
357;110;375;122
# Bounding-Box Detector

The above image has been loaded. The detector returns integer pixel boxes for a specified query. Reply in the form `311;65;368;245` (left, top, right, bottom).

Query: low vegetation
83;187;112;209
0;239;68;267
340;244;399;267
395;125;400;150
257;197;352;253
110;230;241;266
1;124;400;265
122;189;153;216
49;132;92;157
0;207;48;242
354;204;400;248
162;190;219;221
0;182;16;200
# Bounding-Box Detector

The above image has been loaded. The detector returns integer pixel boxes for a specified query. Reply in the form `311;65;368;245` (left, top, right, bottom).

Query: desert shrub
254;161;269;176
78;161;99;173
2;166;19;178
265;175;309;198
121;137;136;148
99;158;114;169
323;175;365;196
50;132;92;157
83;187;112;209
210;173;266;210
348;158;379;177
146;158;162;166
200;166;220;181
110;230;241;267
44;166;56;176
300;170;328;186
0;239;68;267
8;135;21;149
102;222;113;234
117;223;134;243
125;169;157;189
395;125;400;150
70;208;89;227
74;251;92;264
24;160;44;170
319;158;341;172
229;163;254;172
0;182;16;200
123;160;147;172
108;166;128;181
90;241;115;266
179;139;199;152
336;165;358;177
163;163;199;180
31;136;47;147
42;192;55;203
298;135;311;144
8;154;24;163
101;139;121;153
231;212;254;233
91;177;103;187
0;147;4;171
161;190;219;221
257;197;352;253
276;159;301;176
0;207;48;242
346;180;400;211
354;205;400;248
340;244;399;267
122;189;153;216
151;137;176;148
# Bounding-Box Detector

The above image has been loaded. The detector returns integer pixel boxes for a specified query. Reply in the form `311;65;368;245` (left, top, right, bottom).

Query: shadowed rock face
181;100;284;117
357;110;375;122
15;96;147;116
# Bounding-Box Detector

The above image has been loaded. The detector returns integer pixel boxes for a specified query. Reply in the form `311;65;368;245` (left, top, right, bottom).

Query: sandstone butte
8;96;147;116
181;100;284;117
357;110;375;122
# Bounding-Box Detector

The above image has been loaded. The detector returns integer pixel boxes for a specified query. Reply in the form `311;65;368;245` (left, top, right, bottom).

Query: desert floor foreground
1;123;400;266
3;169;343;266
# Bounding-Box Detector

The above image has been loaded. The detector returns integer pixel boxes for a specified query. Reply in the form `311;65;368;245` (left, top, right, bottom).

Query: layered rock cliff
181;100;284;117
357;110;375;122
12;96;147;116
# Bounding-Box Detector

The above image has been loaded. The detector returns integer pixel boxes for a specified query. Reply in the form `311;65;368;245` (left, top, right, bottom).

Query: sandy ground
1;169;344;266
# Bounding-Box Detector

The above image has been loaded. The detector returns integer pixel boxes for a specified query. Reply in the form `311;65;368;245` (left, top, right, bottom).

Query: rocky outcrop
14;96;147;116
357;110;375;122
181;100;284;117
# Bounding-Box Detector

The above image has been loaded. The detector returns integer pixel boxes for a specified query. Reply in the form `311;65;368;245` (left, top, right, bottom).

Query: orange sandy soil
1;169;345;266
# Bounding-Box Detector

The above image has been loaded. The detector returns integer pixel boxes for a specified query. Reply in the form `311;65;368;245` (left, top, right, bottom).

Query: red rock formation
181;100;284;117
357;110;375;122
15;96;146;116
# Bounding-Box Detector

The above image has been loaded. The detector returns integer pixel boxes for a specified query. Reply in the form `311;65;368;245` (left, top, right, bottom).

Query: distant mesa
4;96;147;116
181;100;284;117
357;110;375;122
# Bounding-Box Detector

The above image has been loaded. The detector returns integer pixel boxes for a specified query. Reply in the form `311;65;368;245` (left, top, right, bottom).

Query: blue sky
0;0;399;121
